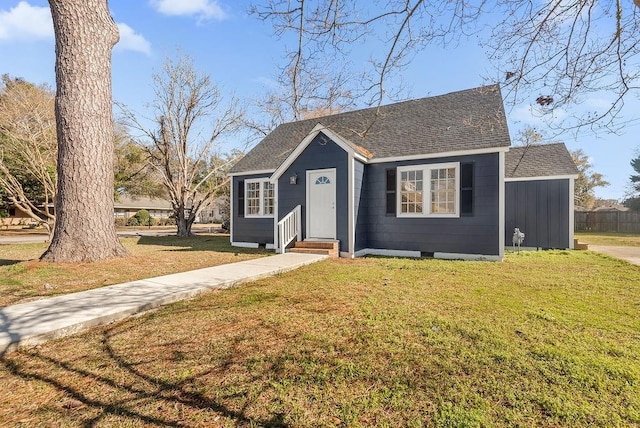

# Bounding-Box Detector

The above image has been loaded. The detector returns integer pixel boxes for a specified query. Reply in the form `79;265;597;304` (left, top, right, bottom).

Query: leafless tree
0;76;56;236
122;54;244;237
42;0;127;262
252;0;640;133
244;51;357;141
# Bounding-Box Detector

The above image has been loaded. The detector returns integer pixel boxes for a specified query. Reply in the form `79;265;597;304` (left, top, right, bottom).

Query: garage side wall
505;179;570;249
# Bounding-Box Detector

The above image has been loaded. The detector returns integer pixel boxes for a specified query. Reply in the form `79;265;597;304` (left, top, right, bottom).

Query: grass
575;232;640;247
0;235;268;307
1;250;639;426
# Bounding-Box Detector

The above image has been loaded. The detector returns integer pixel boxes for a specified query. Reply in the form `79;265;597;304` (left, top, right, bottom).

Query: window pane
429;167;456;214
246;182;262;215
263;181;274;215
399;168;423;214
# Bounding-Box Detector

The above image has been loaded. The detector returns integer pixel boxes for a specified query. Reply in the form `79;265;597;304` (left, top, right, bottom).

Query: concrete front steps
574;238;589;250
288;240;340;257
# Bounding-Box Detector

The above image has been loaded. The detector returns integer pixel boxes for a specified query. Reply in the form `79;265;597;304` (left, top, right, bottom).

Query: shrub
134;209;150;225
126;216;140;227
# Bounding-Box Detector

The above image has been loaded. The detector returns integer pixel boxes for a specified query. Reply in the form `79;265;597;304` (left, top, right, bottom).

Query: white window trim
244;178;275;218
396;162;460;218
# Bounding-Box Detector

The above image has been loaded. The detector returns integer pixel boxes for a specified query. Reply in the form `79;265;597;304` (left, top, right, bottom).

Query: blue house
229;85;578;260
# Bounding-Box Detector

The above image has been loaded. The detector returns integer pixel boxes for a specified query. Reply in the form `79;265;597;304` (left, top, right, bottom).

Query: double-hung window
397;162;459;217
245;179;275;217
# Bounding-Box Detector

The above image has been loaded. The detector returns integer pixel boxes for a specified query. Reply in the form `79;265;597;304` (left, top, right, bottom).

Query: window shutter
386;169;396;215
460;163;473;215
238;179;245;218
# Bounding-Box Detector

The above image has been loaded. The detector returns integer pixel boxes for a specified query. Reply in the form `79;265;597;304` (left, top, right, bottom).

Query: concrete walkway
0;252;326;356
589;245;640;266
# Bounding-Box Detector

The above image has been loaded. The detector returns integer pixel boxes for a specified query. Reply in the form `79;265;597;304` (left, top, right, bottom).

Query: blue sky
0;0;638;201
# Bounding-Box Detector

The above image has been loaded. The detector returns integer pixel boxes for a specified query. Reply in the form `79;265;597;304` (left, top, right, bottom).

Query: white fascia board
270;123;367;181
505;174;579;182
273;180;279;251
368;146;509;164
499;151;505;260
569;177;575;249
228;169;275;177
348;155;355;255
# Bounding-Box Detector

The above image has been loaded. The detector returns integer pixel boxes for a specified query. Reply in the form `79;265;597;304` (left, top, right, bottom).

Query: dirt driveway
589;245;640;266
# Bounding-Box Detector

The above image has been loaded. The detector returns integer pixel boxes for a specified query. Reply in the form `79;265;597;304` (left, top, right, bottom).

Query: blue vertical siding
505;179;570;249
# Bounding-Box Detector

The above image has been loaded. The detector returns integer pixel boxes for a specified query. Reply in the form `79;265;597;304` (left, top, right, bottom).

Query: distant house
228;85;578;260
114;196;173;219
114;195;228;223
0;205;36;227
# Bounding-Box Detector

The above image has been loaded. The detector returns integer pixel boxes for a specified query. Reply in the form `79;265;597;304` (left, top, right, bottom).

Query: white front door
307;169;336;239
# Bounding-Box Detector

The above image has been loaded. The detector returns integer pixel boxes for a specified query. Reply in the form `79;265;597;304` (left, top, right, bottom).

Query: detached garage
505;143;579;250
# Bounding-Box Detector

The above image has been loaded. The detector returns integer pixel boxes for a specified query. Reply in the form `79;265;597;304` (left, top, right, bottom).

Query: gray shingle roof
506;143;578;178
232;85;511;173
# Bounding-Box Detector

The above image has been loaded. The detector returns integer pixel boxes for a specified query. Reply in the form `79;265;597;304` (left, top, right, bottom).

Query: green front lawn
575;232;640;247
0;235;267;307
1;250;638;426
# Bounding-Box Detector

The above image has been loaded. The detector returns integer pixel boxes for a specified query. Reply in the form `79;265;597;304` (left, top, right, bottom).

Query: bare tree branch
252;0;640;133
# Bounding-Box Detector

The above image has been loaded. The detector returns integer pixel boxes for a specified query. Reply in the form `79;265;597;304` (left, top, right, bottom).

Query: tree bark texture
41;0;128;262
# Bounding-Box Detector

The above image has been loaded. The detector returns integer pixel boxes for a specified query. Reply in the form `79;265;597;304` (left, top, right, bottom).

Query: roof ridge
277;84;502;127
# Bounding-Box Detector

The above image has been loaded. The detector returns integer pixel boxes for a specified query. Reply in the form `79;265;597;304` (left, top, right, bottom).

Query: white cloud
150;0;227;21
0;1;53;41
115;23;151;56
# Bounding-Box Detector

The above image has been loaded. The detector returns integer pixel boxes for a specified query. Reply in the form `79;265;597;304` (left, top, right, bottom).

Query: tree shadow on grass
1;323;289;427
133;235;269;255
0;259;23;267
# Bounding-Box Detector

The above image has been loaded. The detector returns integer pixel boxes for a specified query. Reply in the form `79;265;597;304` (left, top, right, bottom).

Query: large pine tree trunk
41;0;128;262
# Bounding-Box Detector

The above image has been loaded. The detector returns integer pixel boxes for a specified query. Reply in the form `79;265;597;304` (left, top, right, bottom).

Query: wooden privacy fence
575;211;640;233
